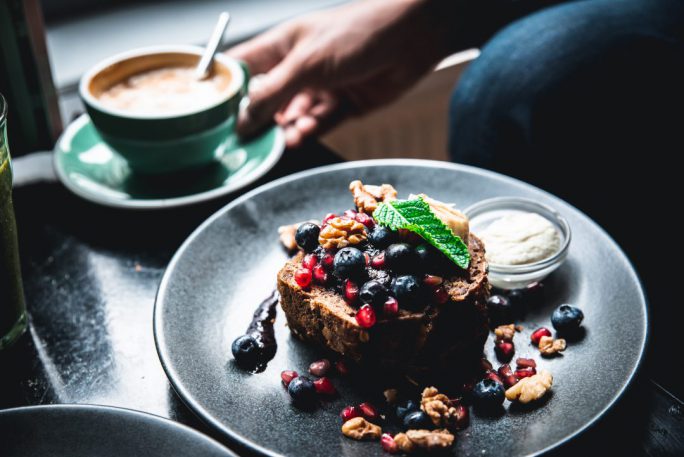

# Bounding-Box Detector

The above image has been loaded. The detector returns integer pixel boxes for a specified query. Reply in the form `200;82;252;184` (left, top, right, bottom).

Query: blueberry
403;410;433;429
486;295;513;326
333;247;366;280
472;379;505;409
391;275;423;309
525;282;546;306
506;285;544;308
415;244;435;270
295;223;321;252
551;304;584;333
385;243;418;274
231;335;261;367
368;226;397;249
359;280;389;307
396;400;419;420
507;288;524;306
287;376;317;404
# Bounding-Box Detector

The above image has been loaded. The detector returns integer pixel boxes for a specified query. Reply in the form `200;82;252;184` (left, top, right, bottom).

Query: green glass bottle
0;94;27;350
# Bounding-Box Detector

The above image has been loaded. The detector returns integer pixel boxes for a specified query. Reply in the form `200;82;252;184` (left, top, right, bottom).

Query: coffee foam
89;52;233;116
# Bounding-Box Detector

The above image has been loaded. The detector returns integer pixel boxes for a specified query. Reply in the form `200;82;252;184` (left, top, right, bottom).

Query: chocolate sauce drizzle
245;290;279;373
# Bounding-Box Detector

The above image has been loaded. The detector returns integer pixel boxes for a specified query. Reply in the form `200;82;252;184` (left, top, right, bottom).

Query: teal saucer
54;114;284;209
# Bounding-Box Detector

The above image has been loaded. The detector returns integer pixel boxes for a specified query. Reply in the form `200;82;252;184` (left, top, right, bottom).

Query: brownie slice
277;235;490;383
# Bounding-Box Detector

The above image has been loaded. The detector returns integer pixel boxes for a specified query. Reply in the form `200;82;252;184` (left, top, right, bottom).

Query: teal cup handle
238;60;250;98
236;60;251;126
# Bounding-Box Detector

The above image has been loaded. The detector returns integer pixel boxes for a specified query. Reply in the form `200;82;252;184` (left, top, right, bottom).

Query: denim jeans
449;0;684;393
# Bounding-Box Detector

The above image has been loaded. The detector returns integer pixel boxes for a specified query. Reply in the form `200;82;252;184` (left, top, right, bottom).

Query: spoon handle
195;11;231;80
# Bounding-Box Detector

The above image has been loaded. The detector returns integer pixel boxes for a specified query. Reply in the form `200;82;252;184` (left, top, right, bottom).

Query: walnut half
505;369;553;403
494;324;516;342
420;387;458;429
538;335;566;356
349;180;397;214
406;429;455;451
341;417;382;441
393;433;416;453
319;217;367;249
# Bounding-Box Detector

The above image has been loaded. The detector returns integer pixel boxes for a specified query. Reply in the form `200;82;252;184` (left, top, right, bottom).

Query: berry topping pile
293;208;464;328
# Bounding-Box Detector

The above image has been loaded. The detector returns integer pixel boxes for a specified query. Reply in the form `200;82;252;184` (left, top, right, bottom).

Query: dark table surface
1;144;682;456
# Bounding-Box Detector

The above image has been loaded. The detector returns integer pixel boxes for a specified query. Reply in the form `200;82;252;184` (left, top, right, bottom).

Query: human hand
227;0;454;147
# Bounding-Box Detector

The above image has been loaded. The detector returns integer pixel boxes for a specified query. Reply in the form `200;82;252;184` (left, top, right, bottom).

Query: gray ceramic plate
0;404;235;457
154;160;647;457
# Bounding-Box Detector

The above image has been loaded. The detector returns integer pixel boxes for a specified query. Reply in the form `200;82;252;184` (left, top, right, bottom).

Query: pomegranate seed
321;252;335;268
359;402;380;420
498;363;514;377
494;340;515;362
381;433;399;454
309;359;331;377
497;364;518;388
281;370;298;387
480;358;494;372
345;280;359;303
371;252;386;269
335;360;349;376
453;403;470;429
356;304;377;328
355;212;375;229
312;264;328;284
516;358;537;369
344;209;358;219
294;268;312;289
434;287;449;304
340;405;361;422
503;374;519;388
531;327;552;346
322;213;337;226
423;275;443;286
314;377;337;396
383;297;399;317
302;253;318;270
515;367;537;378
485;370;503;385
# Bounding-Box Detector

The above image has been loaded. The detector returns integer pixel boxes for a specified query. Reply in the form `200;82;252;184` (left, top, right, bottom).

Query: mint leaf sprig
372;197;470;269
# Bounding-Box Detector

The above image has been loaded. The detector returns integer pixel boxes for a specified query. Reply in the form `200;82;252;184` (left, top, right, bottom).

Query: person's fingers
226;23;295;75
284;125;302;148
237;53;306;137
285;91;348;148
279;91;314;125
284;118;314;149
308;90;339;119
226;38;280;76
295;115;317;136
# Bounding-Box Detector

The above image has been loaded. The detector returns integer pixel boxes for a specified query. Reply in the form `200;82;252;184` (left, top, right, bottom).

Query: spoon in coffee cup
194;11;231;80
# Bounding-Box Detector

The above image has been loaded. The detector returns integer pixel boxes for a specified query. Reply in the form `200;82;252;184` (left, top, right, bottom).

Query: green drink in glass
0;94;27;350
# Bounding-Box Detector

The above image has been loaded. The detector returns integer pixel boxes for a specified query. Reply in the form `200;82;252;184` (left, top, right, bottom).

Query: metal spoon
194;11;231;80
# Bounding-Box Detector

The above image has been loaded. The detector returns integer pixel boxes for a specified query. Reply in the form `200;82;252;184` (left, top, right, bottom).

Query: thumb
227;26;289;75
238;55;306;137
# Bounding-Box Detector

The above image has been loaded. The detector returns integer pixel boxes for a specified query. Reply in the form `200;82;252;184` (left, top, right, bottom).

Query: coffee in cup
80;46;248;174
96;64;232;116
